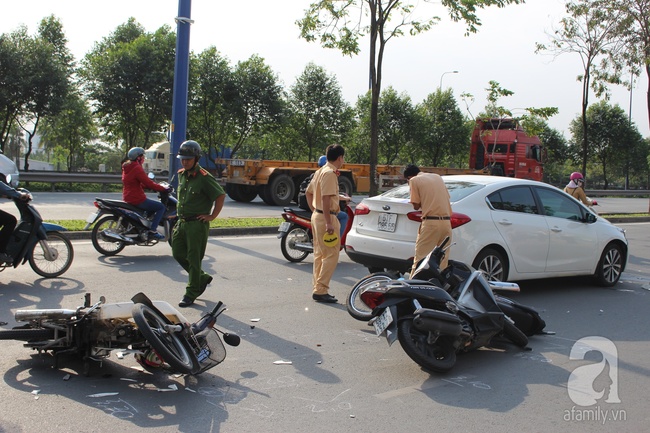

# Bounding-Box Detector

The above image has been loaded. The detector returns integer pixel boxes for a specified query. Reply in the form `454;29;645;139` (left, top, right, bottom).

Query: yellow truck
216;157;486;206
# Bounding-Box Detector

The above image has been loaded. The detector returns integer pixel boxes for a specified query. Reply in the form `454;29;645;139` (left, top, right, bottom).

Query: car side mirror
584;212;597;224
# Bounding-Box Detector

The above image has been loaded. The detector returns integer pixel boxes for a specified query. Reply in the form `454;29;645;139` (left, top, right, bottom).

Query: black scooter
0;177;74;278
359;237;546;373
86;180;178;256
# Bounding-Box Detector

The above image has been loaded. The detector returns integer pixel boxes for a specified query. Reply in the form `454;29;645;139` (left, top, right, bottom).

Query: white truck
143;141;170;176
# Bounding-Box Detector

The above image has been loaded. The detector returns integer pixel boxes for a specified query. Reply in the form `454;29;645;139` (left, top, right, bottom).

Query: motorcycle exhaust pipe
101;230;136;244
16;309;77;321
412;308;463;337
293;242;314;253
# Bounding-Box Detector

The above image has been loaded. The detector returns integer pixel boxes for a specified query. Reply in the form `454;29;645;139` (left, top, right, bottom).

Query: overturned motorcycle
358;238;548;373
0;292;240;376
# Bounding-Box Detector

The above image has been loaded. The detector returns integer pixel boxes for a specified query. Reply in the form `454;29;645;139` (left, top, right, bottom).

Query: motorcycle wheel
29;232;74;278
502;320;529;347
131;303;199;375
397;319;457;373
346;272;397;321
0;328;55;341
91;215;127;256
280;225;310;262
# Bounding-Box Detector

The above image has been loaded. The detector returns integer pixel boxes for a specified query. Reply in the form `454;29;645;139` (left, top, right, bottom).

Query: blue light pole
169;0;193;184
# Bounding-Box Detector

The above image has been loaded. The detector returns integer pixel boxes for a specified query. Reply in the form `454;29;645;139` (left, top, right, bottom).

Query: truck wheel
225;183;242;201
237;185;258;202
338;176;353;196
259;185;276;205
269;174;295;206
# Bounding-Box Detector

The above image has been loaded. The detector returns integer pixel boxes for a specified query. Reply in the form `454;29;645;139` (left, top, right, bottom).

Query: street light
439;70;459;90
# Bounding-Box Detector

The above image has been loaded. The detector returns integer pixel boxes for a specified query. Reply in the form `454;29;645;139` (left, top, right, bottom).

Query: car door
486;185;549;273
534;186;598;272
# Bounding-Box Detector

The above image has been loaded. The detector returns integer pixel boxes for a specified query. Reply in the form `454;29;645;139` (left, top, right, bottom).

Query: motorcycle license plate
86;211;99;224
373;308;393;336
278;222;291;233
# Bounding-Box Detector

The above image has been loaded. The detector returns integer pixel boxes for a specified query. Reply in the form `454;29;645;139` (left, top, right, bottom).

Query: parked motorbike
278;201;355;262
0;176;74;278
0;292;240;376
86;180;178;256
357;237;546;373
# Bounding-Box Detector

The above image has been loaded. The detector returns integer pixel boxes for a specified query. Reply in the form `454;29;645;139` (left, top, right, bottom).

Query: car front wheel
594;243;623;287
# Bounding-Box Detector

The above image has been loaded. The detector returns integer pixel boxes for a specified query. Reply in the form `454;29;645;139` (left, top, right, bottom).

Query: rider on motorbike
564;172;597;207
122;147;171;240
0;180;29;263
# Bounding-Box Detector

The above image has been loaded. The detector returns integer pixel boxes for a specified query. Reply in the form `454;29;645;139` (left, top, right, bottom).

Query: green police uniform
172;163;225;300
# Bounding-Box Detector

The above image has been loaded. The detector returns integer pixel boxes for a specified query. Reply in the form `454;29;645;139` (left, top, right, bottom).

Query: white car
345;175;628;286
0;154;19;187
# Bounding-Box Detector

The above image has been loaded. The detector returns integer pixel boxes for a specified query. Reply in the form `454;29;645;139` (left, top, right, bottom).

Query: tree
536;0;628;177
39;89;97;172
81;18;175;152
0;16;72;169
288;63;352;161
188;47;238;164
229;55;284;157
414;88;469;167
613;0;650;130
569;100;647;188
298;0;524;196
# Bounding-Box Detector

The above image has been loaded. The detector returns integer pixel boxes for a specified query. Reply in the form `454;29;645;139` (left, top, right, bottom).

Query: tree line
1;8;648;189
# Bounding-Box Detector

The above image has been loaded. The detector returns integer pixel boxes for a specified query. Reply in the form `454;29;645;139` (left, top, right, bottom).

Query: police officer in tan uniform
305;144;345;303
404;164;453;276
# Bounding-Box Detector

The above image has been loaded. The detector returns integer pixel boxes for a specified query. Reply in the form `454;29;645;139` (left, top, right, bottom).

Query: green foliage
80;18;175;152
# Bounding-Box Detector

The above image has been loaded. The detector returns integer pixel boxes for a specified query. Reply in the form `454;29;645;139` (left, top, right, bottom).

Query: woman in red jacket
122;147;169;240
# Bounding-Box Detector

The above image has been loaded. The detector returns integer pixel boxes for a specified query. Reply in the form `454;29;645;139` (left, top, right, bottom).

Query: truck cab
469;118;544;182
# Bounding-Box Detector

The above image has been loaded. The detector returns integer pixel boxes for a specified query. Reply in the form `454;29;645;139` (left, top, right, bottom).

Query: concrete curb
64;226;279;241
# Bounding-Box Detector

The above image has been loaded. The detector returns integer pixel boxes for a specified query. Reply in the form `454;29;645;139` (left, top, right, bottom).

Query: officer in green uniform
172;140;226;307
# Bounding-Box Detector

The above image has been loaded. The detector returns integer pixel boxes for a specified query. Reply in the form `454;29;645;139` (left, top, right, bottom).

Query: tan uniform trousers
311;212;341;295
411;219;453;277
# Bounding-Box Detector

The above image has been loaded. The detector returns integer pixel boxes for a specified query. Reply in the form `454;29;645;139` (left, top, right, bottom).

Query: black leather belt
314;209;338;215
423;216;450;220
179;215;200;222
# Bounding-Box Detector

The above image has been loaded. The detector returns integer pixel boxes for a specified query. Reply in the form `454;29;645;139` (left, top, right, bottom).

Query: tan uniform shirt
564;186;593;206
409;172;452;218
306;162;340;214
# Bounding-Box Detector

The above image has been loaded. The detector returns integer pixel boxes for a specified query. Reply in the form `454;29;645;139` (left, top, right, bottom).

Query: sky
2;0;649;139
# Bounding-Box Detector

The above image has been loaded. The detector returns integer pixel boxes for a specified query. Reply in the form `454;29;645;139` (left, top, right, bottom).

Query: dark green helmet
177;140;202;160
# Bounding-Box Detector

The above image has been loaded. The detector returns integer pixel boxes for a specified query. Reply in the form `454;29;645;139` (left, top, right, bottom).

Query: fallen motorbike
86;180;178;256
358;237;546;373
0;177;74;278
0;292;240;376
277;201;355;262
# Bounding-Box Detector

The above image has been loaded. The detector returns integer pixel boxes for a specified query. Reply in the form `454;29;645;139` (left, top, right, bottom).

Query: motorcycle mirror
223;333;241;347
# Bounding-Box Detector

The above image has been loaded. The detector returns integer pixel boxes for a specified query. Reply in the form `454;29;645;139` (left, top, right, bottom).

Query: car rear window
381;180;485;202
444;181;485;202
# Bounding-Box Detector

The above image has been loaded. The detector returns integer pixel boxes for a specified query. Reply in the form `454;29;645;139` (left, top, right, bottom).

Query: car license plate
229;159;245;166
278;222;291;232
86;212;99;224
377;213;397;232
373;308;393;336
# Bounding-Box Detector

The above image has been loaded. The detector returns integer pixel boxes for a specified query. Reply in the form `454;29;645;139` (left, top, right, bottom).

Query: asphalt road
0;223;648;432
0;192;648;221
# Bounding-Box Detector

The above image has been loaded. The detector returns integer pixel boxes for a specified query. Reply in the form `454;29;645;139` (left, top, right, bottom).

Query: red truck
469;117;544;182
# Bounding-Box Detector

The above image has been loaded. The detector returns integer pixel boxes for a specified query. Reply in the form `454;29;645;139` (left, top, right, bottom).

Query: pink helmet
570;172;584;181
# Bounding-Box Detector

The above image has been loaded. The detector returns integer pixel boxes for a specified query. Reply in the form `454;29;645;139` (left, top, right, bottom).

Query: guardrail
17;171;650;197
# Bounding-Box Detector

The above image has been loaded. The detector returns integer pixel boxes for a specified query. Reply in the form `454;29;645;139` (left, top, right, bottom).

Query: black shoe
312;293;338;303
198;276;213;297
178;296;195;308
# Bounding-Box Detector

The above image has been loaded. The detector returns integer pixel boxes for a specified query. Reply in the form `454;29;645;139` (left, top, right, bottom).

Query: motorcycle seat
283;207;313;219
96;198;145;214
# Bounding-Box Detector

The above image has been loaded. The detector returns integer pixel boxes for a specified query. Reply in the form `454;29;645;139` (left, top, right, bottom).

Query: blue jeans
136;198;165;231
336;211;348;237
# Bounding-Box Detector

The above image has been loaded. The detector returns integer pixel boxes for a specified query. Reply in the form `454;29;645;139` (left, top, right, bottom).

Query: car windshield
379;179;485;202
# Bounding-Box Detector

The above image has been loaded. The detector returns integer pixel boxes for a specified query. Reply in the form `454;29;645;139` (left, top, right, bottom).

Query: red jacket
122;160;167;205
